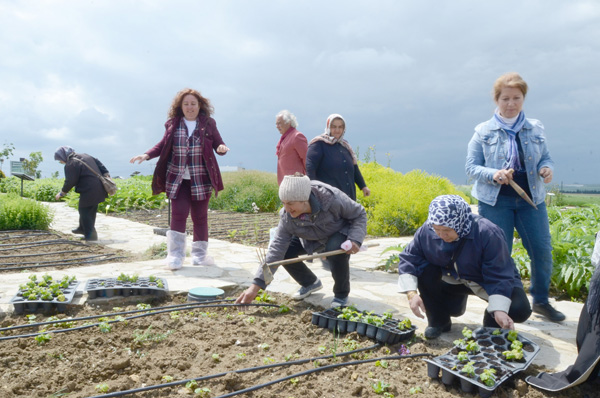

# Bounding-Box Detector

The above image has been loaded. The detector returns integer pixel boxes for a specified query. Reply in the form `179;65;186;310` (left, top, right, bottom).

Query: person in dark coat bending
54;146;109;241
397;195;532;339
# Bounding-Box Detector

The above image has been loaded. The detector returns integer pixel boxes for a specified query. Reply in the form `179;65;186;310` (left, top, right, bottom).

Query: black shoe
533;303;566;322
84;231;98;241
424;321;452;339
72;227;84;235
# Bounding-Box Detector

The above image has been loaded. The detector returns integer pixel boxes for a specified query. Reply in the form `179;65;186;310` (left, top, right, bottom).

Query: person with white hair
236;174;367;307
275;110;307;185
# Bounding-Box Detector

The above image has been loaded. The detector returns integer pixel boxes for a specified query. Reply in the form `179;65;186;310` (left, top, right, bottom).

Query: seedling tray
311;308;416;344
11;281;80;314
424;327;540;398
85;277;168;299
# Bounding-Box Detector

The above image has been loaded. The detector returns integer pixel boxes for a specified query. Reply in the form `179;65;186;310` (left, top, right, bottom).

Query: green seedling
156;280;164;289
453;338;466;348
211;353;220;362
136;303;152;310
375;360;389;369
98;322;112;333
95;383;109;393
255;290;276;303
465;340;480;353
507;330;519;342
503;349;524;361
132;326;172;346
56;294;67;302
462;326;473;340
258;343;270;351
194;387;211;397
161;375;173;382
382;310;394;320
492;329;502;335
278;304;291;313
479;368;497;387
372;379;390;394
398;318;412;330
263;357;275;364
460;361;476;378
511;339;523;350
236;353;246;360
25;314;37;323
409;386;423;394
289;377;299;386
244;316;256;324
185;380;199;391
34;333;52;345
457;351;469;362
285;353;300;361
343;338;359;351
148;275;158;283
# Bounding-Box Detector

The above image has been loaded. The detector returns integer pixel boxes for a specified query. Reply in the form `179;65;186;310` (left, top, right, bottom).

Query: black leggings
417;264;532;328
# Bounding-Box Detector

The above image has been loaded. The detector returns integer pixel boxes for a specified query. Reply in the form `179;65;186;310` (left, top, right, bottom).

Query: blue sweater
397;215;523;309
306;140;366;201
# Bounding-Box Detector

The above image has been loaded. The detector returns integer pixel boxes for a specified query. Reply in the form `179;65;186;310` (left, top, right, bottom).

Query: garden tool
260;243;380;285
507;169;538;210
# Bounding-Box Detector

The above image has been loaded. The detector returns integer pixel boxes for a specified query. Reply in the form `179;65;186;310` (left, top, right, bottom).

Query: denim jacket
465;116;554;206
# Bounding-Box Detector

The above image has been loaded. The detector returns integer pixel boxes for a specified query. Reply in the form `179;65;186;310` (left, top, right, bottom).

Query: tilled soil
0;291;589;398
0;230;133;273
109;207;280;247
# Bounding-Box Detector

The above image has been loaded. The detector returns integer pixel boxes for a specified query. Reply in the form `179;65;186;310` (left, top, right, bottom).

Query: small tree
0;142;15;172
23;151;43;178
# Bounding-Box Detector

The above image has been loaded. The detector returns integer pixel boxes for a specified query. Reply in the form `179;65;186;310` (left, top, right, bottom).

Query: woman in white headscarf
306;114;370;201
54;146;110;241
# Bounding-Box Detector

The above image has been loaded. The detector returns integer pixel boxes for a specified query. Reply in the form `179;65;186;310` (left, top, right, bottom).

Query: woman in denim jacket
465;72;564;322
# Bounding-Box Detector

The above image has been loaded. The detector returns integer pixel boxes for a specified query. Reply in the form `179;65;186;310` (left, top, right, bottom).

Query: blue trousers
479;195;553;305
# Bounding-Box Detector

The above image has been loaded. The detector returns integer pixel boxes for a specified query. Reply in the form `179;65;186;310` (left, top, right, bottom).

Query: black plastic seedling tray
85;277;168;299
11;281;80;314
311;308;416;344
424;327;540;397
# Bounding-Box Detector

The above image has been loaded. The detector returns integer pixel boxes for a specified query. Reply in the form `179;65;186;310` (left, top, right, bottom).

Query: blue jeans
478;195;552;305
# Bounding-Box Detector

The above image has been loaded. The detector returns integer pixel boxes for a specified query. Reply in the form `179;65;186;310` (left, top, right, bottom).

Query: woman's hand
493;311;514;330
130;154;149;164
216;145;229;154
493;169;513;185
407;291;426;319
55;192;65;201
362;187;371;197
539;167;553;183
235;284;261;305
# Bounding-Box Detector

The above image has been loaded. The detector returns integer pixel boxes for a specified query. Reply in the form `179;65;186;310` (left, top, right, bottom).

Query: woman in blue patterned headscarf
427;195;473;239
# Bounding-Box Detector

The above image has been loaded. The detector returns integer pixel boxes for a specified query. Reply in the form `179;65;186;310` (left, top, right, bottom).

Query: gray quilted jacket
253;181;367;285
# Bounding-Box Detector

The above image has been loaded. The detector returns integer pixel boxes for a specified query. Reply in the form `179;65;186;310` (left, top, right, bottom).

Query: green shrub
0;193;53;230
512;205;600;301
358;162;468;236
209;170;280;213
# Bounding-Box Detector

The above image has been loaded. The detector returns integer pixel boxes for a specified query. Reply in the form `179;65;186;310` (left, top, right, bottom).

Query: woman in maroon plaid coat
131;88;229;270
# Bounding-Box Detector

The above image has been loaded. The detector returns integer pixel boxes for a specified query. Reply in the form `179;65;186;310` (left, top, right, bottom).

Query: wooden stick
266;243;380;268
507;169;538;210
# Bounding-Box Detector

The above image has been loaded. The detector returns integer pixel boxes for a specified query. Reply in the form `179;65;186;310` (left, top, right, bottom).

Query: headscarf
309;113;358;165
54;146;75;163
493;109;526;171
427;195;473;238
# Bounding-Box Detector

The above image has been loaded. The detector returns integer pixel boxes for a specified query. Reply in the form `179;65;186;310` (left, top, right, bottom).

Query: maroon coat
146;115;226;198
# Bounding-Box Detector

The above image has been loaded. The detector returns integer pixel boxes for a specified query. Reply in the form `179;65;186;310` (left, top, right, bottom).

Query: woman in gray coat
54;146;109;241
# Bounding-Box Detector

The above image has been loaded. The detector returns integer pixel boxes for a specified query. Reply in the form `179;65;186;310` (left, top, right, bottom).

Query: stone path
0;202;583;372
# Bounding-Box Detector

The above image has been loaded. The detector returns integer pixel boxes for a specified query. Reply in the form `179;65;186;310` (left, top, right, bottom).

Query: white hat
279;175;311;201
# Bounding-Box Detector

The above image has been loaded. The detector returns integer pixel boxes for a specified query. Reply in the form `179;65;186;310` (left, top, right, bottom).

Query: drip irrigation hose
0;253;121;268
0;231;55;241
0;303;279;341
0;255;127;272
86;343;383;398
213;353;435;398
0;249;90;258
0;239;86;251
0;299;235;332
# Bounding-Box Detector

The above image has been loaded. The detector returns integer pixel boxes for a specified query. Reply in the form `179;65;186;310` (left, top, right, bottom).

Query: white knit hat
279;175;311;201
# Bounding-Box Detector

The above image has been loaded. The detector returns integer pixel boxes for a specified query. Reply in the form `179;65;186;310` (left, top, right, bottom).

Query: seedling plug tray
424;327;539;397
85;277;168;299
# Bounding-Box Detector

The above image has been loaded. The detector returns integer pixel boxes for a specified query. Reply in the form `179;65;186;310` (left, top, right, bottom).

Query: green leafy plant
0;192;53;230
409;386;423;394
479;368;497;387
457;351;469;362
460;361;476;378
132;326;172;346
95;383;109;393
34;333;52;345
372;379;391;394
98;322;112;333
161;375;173;382
194;387;211;397
465;340;480;354
507;330;519;342
211;353;220;362
462;326;473;340
492;329;502;335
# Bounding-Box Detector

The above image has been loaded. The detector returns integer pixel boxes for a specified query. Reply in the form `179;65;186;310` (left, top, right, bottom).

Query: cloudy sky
1;0;598;186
